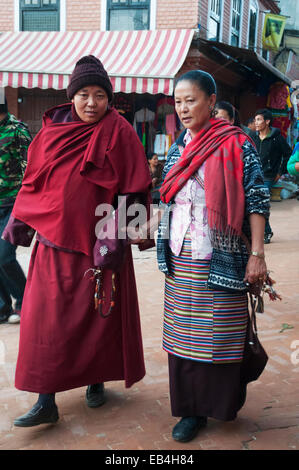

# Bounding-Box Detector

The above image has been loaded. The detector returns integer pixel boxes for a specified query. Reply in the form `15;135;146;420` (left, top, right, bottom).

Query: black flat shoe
14;403;59;427
172;416;207;443
85;383;106;408
264;233;273;244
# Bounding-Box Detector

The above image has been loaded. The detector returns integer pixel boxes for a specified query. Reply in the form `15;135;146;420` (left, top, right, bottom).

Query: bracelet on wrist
250;251;265;259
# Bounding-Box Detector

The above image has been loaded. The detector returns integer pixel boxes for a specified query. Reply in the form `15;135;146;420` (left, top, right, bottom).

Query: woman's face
215;108;234;125
72;85;109;123
149;154;159;166
174;80;216;137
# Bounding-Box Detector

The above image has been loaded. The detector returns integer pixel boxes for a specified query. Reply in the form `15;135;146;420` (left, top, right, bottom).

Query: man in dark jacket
252;109;292;243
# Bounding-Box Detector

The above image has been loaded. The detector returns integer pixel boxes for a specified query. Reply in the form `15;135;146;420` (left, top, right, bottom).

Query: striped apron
163;232;248;364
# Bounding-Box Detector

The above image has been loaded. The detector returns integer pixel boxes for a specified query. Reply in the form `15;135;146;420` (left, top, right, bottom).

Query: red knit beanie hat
67;55;113;102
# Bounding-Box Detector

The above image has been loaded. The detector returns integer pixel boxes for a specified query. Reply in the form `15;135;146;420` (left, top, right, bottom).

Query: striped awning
0;29;194;95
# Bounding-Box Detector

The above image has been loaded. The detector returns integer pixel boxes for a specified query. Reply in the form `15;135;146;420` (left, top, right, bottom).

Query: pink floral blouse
169;130;213;260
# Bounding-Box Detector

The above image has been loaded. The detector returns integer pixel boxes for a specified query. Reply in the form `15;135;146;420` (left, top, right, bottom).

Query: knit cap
67;55;113;102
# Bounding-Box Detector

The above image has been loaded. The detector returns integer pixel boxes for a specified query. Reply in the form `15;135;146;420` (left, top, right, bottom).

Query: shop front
0;29;295;153
195;38;295;145
0;29;195;160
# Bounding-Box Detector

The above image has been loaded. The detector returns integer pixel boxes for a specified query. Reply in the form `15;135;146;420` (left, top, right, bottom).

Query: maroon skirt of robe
15;241;145;393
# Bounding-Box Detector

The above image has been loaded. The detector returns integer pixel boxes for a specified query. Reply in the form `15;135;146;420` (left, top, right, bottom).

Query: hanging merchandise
267;82;292;110
154;134;166;157
156;97;175;116
133;107;156;155
133;107;155;127
113;94;134;123
154;133;172;160
142;123;146;149
165;134;172;154
266;81;293;139
155;97;176;133
154;96;177;156
165;114;177;142
271;114;291;139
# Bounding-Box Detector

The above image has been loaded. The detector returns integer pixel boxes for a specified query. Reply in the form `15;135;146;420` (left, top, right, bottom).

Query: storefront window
208;0;222;41
107;0;150;31
231;0;242;47
20;0;60;31
248;0;258;50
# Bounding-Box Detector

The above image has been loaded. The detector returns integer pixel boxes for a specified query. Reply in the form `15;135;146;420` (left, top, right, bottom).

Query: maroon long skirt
15;241;145;393
168;354;247;421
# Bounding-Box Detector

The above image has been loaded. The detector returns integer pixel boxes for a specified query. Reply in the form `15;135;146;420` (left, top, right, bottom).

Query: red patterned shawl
160;118;250;237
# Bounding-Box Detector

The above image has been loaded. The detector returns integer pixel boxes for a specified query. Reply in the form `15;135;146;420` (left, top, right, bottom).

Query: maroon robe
5;103;152;393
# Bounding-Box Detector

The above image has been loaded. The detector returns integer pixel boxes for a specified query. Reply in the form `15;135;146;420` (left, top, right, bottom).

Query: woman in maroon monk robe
3;56;153;427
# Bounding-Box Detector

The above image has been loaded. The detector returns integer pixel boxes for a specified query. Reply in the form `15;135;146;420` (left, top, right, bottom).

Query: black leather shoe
14;403;59;427
172;416;207;442
85;383;106;408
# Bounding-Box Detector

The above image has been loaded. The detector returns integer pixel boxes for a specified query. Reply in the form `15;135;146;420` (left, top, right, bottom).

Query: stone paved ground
0;199;298;451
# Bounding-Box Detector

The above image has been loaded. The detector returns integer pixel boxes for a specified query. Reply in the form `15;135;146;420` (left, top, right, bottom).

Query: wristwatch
250;251;265;259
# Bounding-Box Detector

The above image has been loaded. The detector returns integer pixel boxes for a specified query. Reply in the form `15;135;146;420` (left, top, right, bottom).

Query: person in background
246;117;256;133
287;141;299;177
148;152;164;204
0;98;31;325
214;101;240;127
3;55;153;427
287;141;299;200
157;70;269;443
252;109;292;243
214;101;256;138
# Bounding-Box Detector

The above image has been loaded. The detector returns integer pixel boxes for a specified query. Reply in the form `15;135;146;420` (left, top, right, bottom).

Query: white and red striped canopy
0;29;194;95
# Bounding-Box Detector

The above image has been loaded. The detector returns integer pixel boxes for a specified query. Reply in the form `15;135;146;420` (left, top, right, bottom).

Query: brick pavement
0;199;298;450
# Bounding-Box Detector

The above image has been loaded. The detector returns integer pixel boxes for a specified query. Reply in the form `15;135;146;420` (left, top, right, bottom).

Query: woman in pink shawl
3;56;152;427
